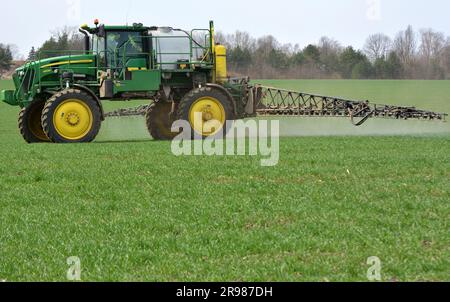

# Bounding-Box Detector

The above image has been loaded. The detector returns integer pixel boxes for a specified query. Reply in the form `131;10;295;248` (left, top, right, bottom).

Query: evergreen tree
28;46;37;61
228;46;252;67
386;52;403;79
0;44;13;78
339;47;372;78
37;27;84;59
291;51;306;66
303;45;321;63
374;57;389;79
352;61;373;79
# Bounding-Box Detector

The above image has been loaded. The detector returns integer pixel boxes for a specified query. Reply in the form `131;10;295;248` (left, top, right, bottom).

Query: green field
0;79;449;281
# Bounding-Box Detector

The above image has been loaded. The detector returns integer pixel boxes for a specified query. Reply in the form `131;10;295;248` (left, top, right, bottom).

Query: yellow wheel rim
189;97;226;137
53;99;93;140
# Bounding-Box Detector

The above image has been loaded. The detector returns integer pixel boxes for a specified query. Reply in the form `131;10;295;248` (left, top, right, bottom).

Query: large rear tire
41;89;102;143
145;101;178;141
18;100;51;143
177;87;234;139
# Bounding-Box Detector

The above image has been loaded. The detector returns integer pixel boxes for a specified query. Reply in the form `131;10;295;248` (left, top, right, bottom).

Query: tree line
0;44;13;78
216;25;450;80
0;27;84;79
28;27;85;61
1;25;450;80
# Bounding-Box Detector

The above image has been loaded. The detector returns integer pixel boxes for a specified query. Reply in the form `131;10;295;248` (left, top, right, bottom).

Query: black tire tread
177;87;234;139
41;89;102;143
18;100;50;143
145;101;177;141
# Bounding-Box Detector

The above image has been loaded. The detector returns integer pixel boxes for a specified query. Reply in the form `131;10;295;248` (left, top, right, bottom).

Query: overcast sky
1;0;449;56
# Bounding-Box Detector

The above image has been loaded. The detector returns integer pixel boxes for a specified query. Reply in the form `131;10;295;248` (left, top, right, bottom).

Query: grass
0;79;449;281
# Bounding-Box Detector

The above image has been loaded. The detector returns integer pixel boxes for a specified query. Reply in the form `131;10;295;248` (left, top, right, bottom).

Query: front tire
41;89;102;143
18;100;51;143
177;87;234;139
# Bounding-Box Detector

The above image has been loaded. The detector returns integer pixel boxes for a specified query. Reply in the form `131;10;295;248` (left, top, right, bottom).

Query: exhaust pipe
79;29;90;54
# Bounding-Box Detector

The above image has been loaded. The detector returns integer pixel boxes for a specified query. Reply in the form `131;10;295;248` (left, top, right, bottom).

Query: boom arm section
251;86;447;126
105;83;448;127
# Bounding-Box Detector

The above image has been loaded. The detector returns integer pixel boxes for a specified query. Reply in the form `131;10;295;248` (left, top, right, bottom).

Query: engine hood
15;54;96;73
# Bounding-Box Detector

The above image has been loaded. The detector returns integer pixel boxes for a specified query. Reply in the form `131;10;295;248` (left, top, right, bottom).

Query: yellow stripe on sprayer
127;67;148;71
41;59;94;69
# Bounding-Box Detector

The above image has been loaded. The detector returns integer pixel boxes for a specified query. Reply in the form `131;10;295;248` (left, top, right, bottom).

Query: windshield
106;31;143;68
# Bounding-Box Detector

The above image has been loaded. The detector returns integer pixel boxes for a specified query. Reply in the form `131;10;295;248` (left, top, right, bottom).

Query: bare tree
440;37;450;78
256;35;279;57
317;36;341;74
214;31;228;46
7;44;25;61
363;33;391;61
318;36;342;56
419;29;445;61
281;43;294;56
51;26;84;51
394;25;417;65
226;31;255;51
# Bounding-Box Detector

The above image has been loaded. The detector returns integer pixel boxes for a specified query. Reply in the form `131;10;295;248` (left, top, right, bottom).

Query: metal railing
151;29;213;70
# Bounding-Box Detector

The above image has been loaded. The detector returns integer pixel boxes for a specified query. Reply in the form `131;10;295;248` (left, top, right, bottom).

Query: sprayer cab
78;20;226;81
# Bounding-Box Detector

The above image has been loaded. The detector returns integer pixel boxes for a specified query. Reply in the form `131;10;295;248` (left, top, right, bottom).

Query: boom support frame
251;86;447;126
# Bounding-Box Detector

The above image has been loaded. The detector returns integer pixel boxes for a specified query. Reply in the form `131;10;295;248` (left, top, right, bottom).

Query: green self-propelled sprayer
0;20;447;143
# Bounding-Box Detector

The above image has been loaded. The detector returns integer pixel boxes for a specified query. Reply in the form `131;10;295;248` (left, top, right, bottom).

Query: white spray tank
150;27;192;70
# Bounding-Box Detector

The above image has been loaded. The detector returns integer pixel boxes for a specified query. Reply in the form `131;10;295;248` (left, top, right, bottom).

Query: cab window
106;31;143;69
92;35;106;66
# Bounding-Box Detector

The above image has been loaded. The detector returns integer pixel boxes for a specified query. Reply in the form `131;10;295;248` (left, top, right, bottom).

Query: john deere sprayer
0;20;447;143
